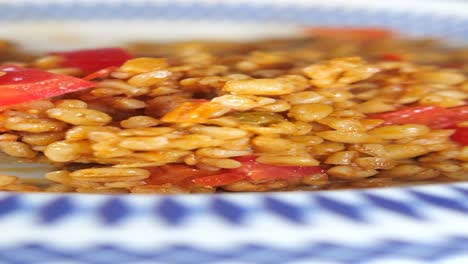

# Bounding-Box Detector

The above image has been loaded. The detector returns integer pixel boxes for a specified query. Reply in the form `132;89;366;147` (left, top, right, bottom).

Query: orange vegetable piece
305;27;396;40
161;101;225;123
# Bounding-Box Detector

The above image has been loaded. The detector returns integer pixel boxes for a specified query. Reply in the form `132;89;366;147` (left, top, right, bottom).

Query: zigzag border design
1;185;468;225
2;237;468;263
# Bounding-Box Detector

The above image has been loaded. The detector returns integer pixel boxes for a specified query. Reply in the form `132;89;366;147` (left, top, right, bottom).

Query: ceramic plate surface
0;1;468;263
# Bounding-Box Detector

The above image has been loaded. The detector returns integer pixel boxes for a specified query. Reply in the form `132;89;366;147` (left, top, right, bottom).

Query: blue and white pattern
2;238;468;264
1;1;468;263
2;183;468;263
2;184;468;225
1;0;468;40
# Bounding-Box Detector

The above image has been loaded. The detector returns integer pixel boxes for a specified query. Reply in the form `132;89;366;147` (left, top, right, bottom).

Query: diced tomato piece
441;63;464;69
381;53;405;61
83;66;118;81
369;105;467;129
305;27;395;40
234;155;257;163
450;105;468;125
0;65;95;106
193;173;247;187
146;165;221;188
196;155;324;187
147;155;324;188
229;156;324;181
51;48;133;74
451;127;468;146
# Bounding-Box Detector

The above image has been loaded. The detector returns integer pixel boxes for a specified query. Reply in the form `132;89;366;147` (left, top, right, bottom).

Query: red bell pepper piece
0;65;95;106
369;105;467;129
451;127;468;146
51;48;132;74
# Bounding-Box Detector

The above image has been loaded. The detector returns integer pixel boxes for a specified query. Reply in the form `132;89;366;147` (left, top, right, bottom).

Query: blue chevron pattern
0;1;468;40
363;193;426;220
0;195;19;217
38;197;74;224
0;186;466;225
1;238;468;264
157;197;192;225
211;197;247;224
410;190;468;214
264;197;305;224
315;195;367;223
99;198;130;225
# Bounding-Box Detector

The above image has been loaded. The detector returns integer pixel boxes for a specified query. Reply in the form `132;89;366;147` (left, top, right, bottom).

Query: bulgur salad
0;28;466;194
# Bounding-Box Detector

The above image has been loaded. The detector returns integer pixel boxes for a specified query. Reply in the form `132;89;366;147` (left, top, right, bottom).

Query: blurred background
1;0;468;51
